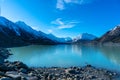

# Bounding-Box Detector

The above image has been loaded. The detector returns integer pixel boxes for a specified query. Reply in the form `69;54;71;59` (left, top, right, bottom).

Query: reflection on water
8;45;120;72
99;46;120;66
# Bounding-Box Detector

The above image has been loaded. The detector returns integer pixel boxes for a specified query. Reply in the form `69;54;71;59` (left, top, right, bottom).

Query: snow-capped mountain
15;21;40;37
15;21;72;43
47;34;72;43
15;21;48;39
73;33;97;42
98;25;120;43
0;16;74;47
0;16;58;47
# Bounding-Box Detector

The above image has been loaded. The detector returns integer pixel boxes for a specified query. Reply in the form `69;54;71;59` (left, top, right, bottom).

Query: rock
87;64;92;67
43;72;49;79
19;68;27;74
0;56;4;64
27;76;38;80
13;61;28;69
28;72;35;76
109;73;113;76
5;64;16;71
72;66;77;69
113;72;117;76
21;77;28;80
0;65;9;71
0;77;12;80
68;69;75;74
0;71;5;76
0;49;11;59
0;49;12;65
87;75;96;79
5;71;21;80
0;60;118;80
65;69;80;74
48;74;53;80
19;72;28;77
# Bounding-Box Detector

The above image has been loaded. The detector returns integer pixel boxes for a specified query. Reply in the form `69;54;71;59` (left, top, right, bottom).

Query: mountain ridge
0;16;120;47
73;33;97;42
0;16;74;47
97;25;120;43
0;16;58;47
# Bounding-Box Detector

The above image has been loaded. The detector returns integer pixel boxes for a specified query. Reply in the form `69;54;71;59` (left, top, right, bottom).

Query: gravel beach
0;61;119;80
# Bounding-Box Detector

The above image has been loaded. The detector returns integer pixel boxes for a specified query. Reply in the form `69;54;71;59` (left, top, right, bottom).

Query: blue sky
0;0;120;38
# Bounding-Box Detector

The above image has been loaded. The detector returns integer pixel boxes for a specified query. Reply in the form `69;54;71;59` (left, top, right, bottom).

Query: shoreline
0;48;120;80
0;61;119;80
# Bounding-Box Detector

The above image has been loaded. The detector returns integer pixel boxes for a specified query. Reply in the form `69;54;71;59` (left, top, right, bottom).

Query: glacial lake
8;45;120;72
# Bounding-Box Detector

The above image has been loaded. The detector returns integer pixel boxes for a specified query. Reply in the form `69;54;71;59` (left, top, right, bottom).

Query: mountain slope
47;34;72;43
98;25;120;43
73;33;97;42
0;16;57;47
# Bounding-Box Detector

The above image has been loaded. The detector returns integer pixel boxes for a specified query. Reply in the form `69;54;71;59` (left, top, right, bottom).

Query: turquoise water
8;45;120;72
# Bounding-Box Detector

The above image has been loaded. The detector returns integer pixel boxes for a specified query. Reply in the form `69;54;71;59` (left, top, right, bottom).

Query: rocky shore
0;48;119;80
0;61;119;80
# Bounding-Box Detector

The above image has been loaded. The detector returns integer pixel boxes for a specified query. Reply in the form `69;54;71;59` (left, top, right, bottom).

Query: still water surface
8;45;120;72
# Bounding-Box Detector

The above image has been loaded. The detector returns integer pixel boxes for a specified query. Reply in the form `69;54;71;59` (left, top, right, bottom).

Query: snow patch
73;33;97;42
15;21;41;37
0;16;20;36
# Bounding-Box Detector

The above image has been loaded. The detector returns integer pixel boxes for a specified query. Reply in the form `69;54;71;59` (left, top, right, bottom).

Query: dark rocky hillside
97;25;120;43
0;17;58;47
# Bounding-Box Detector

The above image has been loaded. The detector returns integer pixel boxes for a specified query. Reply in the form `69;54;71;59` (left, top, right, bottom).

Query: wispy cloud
64;0;82;4
48;29;53;33
51;18;79;29
56;0;95;10
58;24;74;29
56;0;65;10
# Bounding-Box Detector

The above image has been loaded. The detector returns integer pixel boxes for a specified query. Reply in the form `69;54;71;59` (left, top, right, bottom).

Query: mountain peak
73;33;97;42
98;25;120;43
111;25;120;31
0;16;58;46
0;16;7;20
0;16;13;27
16;21;28;27
108;25;120;36
15;21;36;33
48;33;54;36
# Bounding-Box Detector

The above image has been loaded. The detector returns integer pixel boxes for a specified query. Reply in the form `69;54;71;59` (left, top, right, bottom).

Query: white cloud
48;29;53;33
51;18;79;29
56;0;65;10
56;0;95;10
51;18;64;25
58;24;74;29
64;0;81;4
